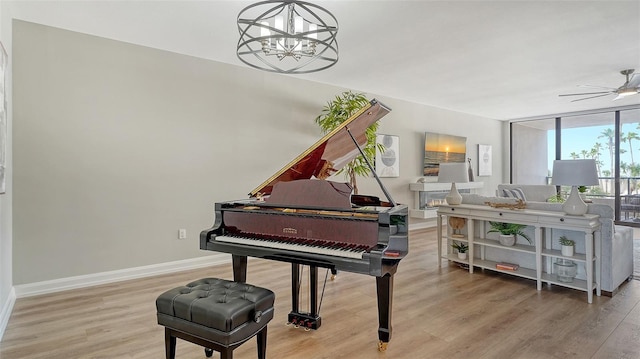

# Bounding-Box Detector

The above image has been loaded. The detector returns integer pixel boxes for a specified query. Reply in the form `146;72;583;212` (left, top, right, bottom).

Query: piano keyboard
215;235;369;259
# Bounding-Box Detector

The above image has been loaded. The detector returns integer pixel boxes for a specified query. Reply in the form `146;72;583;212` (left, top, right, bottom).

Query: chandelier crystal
237;1;339;74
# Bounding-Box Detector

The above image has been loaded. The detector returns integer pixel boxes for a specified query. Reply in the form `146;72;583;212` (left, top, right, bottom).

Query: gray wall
12;20;503;285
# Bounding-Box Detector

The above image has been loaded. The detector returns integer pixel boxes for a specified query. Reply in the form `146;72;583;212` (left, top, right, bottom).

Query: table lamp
551;159;599;215
437;162;469;205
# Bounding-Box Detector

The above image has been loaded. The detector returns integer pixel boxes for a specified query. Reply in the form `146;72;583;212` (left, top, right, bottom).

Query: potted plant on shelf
451;241;469;260
487;222;532;246
578;185;587;201
559;235;575;256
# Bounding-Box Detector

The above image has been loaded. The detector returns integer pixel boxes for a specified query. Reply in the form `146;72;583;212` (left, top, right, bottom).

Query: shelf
541;273;590;292
410;181;484;192
473;258;537;280
443;255;536;280
474;237;535;254
540;249;587;263
435;203;601;303
409;181;484;219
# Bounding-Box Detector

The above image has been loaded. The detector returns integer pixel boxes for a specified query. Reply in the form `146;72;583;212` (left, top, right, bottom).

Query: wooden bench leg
220;347;233;359
165;328;176;359
257;326;268;359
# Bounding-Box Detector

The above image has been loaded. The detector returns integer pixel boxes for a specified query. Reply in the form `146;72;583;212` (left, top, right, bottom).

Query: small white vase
499;234;516;246
561;245;574;257
457;252;467;260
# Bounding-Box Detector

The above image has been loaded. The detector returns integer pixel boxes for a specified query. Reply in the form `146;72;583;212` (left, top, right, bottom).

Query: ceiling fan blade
627;73;640;88
613;91;640;101
569;93;612;102
559;91;612;97
578;84;617;90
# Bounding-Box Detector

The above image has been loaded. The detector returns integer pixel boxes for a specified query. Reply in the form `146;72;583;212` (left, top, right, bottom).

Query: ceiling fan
559;69;640;102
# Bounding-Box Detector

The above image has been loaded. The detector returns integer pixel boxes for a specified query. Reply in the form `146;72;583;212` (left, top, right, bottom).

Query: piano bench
156;278;275;359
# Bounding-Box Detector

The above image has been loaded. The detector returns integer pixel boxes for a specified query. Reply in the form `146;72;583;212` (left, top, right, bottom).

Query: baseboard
0;287;16;342
14;253;230;298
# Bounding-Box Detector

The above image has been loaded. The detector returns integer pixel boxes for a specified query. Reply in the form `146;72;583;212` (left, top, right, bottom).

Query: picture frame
423;132;466;176
375;134;399;177
478;144;492;176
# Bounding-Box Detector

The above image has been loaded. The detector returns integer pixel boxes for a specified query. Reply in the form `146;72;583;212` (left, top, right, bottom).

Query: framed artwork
376;134;399;177
423;132;466;176
0;42;7;194
478;144;492;176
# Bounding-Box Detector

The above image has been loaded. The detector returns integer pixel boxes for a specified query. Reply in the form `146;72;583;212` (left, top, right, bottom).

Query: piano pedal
287;312;322;331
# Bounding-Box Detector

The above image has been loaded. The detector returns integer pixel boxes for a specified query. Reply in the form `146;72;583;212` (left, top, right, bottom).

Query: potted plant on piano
315;91;384;194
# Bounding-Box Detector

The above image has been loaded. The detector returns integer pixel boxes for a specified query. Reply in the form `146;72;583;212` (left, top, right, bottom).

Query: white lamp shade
437;162;469;184
551;159;599;186
551;159;598;216
437;162;468;205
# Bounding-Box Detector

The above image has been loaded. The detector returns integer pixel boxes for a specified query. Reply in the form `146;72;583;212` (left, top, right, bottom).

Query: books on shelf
496;262;519;271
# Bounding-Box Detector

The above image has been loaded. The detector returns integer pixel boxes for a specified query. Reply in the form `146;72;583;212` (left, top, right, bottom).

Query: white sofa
497;184;557;202
461;192;634;295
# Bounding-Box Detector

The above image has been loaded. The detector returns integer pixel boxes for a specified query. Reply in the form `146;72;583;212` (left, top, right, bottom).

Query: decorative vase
499;234;516;246
554;259;577;283
561;245;574;257
457;252;467;260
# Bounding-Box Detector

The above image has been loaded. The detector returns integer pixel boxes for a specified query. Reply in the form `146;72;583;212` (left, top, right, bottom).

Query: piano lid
250;99;391;197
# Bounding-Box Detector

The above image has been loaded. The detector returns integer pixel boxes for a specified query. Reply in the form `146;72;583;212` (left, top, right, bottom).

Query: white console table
436;203;601;303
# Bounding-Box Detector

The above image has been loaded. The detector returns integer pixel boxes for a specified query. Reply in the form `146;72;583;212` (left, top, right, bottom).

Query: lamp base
562;186;588;215
446;183;463;205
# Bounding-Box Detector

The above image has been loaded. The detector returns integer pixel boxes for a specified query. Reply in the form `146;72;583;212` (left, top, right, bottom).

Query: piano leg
376;273;394;351
288;263;322;330
291;263;300;315
310;266;319;319
232;255;247;283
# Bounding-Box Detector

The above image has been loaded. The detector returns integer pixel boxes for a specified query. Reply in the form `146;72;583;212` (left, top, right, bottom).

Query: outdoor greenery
566;125;640;195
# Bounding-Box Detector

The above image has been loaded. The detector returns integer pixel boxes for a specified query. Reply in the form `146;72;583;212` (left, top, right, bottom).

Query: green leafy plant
547;194;565;203
558;235;575;246
451;241;468;253
487;222;532;244
578;185;587;193
314;91;383;194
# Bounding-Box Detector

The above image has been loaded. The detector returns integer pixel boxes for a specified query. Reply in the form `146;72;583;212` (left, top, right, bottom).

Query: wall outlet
178;229;187;240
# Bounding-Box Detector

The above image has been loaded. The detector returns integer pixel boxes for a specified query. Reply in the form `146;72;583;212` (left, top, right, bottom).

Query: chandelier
236;1;339;74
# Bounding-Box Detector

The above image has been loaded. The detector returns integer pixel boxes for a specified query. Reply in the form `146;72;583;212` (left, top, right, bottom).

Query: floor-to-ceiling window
511;106;640;226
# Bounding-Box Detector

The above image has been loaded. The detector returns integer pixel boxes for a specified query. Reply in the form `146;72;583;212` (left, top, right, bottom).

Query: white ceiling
6;0;640;120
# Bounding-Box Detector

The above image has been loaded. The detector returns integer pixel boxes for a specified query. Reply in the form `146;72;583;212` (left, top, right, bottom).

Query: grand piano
200;99;408;351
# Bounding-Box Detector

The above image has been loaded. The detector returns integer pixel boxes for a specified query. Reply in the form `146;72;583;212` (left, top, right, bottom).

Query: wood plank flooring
1;228;639;359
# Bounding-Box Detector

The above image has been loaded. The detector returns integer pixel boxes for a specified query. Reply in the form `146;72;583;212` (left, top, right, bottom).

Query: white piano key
215;235;365;259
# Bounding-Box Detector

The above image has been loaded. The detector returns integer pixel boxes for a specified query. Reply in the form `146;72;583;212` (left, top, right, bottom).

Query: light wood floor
1;228;639;359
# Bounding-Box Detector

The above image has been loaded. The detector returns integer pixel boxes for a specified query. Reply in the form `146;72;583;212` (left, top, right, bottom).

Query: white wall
11;20;505;287
0;1;15;342
10;20;503;287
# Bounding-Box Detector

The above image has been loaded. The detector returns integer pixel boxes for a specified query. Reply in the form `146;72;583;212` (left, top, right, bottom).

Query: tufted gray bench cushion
156;278;275;359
